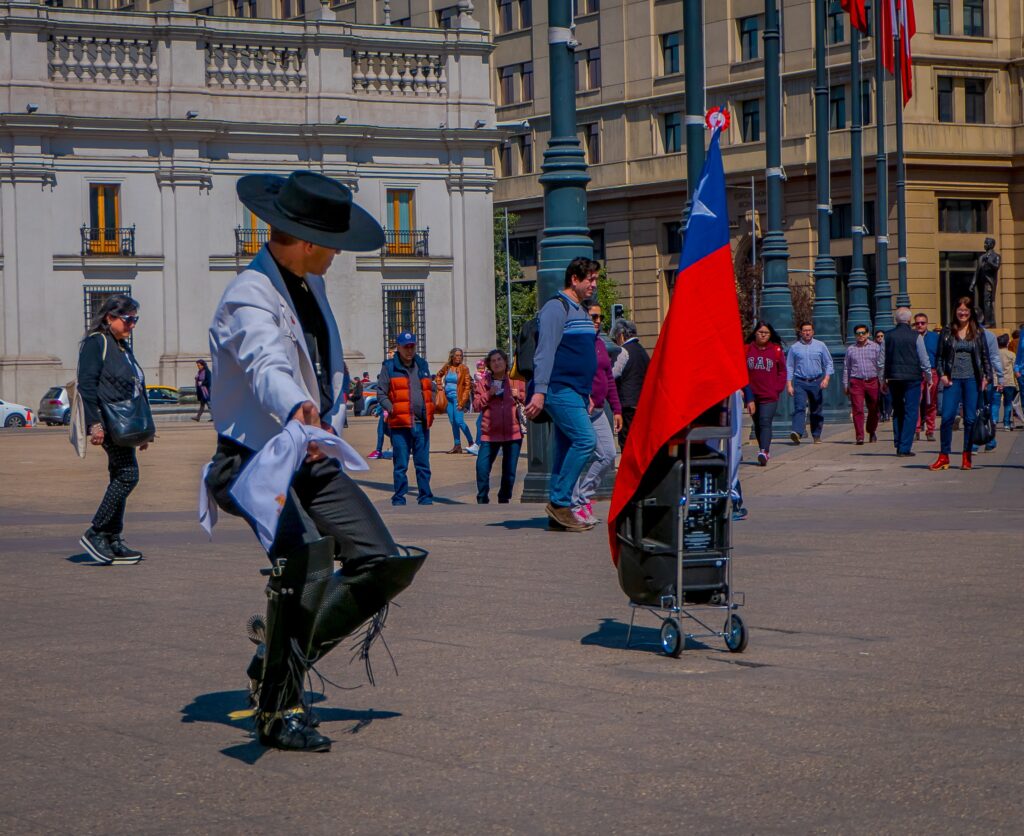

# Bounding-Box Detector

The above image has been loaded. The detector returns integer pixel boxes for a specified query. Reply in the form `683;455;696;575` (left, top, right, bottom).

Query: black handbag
101;395;155;447
971;401;996;447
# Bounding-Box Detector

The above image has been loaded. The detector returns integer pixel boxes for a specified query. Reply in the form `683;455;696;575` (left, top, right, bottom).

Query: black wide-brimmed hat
237;171;385;251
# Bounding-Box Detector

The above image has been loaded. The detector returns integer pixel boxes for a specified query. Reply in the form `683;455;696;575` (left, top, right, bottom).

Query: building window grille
933;0;951;34
937;76;954;122
741;100;761;142
964;78;986;123
663;111;682;153
938;199;989;234
829;85;847;129
83;284;132;337
382;285;426;358
963;0;984;37
739;16;760;61
661;31;681;75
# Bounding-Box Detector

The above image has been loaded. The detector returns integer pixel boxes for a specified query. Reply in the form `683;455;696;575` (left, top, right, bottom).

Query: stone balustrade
48;35;157;85
352;50;447;97
206;43;306;91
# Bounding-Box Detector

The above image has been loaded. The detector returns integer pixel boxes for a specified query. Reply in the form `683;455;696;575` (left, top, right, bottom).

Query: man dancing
205;171;426;752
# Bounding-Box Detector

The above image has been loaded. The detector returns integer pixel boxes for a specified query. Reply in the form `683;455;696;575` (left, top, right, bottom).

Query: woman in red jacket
744;321;788;466
473;349;526;503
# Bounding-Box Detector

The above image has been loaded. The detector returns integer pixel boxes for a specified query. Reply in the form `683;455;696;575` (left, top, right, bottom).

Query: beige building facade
0;1;497;405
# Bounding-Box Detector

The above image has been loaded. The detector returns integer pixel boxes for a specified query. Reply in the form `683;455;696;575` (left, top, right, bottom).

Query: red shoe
928;454;950;471
961;452;973;470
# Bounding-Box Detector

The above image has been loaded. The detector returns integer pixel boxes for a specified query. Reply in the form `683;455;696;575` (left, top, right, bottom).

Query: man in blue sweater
524;257;600;531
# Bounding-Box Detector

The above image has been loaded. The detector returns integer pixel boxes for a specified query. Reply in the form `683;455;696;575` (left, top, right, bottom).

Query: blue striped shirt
786;338;834;381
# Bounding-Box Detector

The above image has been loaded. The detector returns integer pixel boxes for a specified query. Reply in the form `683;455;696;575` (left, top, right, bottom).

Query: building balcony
235;227;269;256
383;229;429;257
80;225;135;257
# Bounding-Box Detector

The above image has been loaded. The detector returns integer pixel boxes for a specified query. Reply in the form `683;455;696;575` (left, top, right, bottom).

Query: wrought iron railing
383;228;429;257
81;225;135;256
235;226;270;256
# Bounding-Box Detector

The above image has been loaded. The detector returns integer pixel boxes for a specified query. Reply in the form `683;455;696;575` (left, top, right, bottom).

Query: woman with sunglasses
76;294;151;565
931;296;991;470
743;321;787;465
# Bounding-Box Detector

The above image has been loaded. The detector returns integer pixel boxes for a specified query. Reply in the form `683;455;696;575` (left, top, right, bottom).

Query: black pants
92;442;139;535
752;399;779;452
618;406;637;449
206;437;396;563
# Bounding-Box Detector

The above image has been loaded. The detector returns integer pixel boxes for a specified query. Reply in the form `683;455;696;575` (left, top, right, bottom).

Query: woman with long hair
192;359;212;421
743;320;787;466
930;297;991;470
436;347;475;454
76;294;151;564
472;349;525;503
875;328;893;421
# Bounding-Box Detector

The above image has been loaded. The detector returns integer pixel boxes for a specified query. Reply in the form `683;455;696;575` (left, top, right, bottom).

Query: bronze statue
969;237;1000;326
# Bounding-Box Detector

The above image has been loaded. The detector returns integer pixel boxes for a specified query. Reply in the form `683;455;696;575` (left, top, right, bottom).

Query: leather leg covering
257;536;336;719
310;544;428;661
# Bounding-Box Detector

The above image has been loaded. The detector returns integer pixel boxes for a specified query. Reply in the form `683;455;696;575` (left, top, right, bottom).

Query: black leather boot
255;537;336;751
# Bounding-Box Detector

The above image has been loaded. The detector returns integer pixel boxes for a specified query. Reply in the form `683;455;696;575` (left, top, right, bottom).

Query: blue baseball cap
396;331;417;346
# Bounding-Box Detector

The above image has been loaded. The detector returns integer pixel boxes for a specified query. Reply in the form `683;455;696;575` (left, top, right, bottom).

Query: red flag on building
607;126;748;564
881;0;916;105
841;0;869;34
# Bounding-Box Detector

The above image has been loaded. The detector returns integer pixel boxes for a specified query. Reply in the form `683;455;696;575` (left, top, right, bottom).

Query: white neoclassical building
0;1;498;404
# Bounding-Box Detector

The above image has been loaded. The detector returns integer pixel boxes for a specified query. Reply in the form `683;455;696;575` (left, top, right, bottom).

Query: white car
0;398;35;428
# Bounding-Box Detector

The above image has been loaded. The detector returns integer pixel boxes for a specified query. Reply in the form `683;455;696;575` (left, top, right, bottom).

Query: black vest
616;339;650;408
884;324;921;381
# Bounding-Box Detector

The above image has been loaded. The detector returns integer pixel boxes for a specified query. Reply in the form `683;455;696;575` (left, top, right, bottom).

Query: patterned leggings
92;443;139;535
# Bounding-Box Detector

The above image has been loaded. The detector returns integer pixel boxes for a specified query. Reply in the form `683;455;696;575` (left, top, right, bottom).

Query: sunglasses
590;314;603;321
855;330;868;336
117;315;140;326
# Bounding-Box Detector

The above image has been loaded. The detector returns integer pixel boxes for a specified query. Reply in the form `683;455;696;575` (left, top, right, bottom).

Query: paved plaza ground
0;415;1021;834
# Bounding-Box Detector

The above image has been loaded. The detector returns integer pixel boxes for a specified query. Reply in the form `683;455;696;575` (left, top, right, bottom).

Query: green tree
494;210;537;352
593;266;629;329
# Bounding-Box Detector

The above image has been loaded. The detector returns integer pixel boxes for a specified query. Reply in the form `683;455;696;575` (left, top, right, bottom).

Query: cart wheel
724;614;748;653
660;618;683;657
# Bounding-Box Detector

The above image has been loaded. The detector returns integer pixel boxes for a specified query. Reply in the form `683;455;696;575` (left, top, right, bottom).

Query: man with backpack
522;257;600;532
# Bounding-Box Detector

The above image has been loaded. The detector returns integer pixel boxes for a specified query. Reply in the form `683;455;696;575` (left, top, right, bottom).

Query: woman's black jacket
936;326;990;382
77;332;146;429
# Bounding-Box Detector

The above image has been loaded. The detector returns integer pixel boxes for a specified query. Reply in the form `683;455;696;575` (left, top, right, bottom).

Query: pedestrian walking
570;302;623;524
76;293;153;565
997;334;1018;430
843;323;883;445
204;172;426;752
473;349;525;504
930;297;992;471
192;359;212;422
610;318;650;448
874;329;893;421
879;308;932;457
379;332;435;505
743;320;787;465
436;347;475;454
786;321;834;443
523;257;599;532
913;313;940;441
348;374;364;416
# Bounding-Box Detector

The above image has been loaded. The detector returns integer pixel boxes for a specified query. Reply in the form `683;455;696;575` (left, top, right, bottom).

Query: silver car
38;386;71;426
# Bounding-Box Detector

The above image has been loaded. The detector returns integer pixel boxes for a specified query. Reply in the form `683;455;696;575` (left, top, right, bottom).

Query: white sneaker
584;502;601;524
466;443;480;455
571;506;594;528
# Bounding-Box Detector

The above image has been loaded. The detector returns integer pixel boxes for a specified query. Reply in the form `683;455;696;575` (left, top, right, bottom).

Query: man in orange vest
377;331;436;505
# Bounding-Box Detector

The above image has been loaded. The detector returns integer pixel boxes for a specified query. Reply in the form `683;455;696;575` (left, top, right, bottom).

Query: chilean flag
841;0;869;34
882;0;916;105
607;127;747;563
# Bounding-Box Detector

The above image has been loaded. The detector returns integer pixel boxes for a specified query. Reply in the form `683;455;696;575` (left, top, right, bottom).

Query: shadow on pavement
66;553;105;566
485;518;550;530
181;689;401;764
580;617;712;655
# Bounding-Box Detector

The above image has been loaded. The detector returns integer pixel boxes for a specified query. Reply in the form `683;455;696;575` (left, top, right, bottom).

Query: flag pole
504;207;513;356
893;13;910;308
846;24;871;340
678;0;706;274
873;0;894;328
758;0;794;339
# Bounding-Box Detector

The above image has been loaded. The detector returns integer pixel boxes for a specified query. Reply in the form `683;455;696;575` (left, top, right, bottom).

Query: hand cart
615;424;747;657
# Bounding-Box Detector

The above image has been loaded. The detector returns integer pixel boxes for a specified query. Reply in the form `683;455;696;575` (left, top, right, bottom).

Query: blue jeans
543;385;597;508
940;377;979;454
446;402;474;447
390;423;432;504
475;440;522;502
1000;386;1018;426
889;380;922;454
791;376;825;438
375;413;388;452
